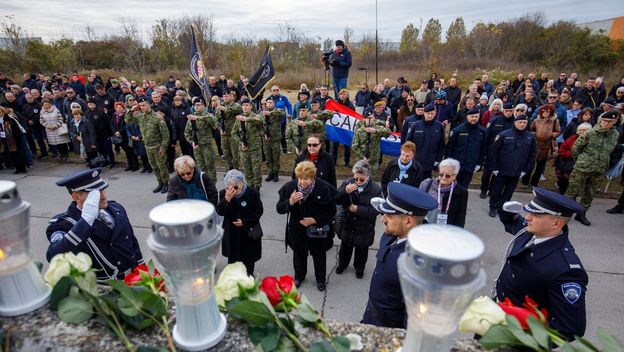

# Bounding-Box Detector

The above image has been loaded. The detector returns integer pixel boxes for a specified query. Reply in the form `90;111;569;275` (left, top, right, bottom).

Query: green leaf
559;343;579;352
527;315;550;349
137;345;169;352
331;336;351;352
147;260;155;276
297;303;320;323
75;271;98;296
504;315;541;350
117;296;140;317
248;323;281;351
576;336;601;351
479;325;523;349
50;276;74;311
309;340;334;352
597;328;624;352
273;336;295;352
108;279;139;302
57;295;93;323
229;300;274;327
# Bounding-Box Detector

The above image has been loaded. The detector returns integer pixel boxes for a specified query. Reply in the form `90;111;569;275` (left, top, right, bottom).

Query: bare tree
82;24;96;41
0;15;28;57
343;26;354;46
116;16;147;73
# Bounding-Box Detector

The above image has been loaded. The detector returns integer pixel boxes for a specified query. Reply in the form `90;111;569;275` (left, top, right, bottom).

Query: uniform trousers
146;147;170;185
565;170;601;209
480;164;494;194
489;175;520;210
264;139;281;174
456;171;474;189
195;143;217;182
222;134;239;169
241;146;262;188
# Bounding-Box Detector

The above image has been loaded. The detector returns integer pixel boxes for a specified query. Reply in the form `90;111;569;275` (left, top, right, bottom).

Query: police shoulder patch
561;282;582;304
494;135;500;142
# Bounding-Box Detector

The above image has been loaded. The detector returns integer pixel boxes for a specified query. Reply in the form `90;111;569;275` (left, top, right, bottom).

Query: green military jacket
286;117;326;153
220;102;243;135
351;118;391;159
184;110;218;145
125;110;169;150
263;108;284;142
232;112;265;149
572;124;619;173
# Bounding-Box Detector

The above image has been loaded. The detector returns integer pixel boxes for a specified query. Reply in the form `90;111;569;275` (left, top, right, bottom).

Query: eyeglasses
516;109;526;112
438;173;455;178
548;96;558;99
231;185;239;190
178;171;193;177
354;177;367;182
406;99;414;102
272;89;279;92
66;92;74;95
307;143;320;147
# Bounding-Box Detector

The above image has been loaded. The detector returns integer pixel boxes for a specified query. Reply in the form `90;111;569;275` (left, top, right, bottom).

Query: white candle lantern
0;180;51;316
398;225;485;351
147;200;226;351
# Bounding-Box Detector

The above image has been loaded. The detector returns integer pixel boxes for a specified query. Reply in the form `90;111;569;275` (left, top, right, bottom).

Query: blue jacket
486;115;514;147
69;81;87;99
271;94;292;122
400;114;422;144
434;100;455;124
483;82;494;97
446;122;487;172
406;119;445;171
496;211;588;339
355;90;371;107
331;47;352;79
46;201;144;281
361;234;406;328
488;127;536;176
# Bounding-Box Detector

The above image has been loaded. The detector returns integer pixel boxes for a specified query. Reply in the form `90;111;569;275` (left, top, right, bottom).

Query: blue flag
189;26;210;99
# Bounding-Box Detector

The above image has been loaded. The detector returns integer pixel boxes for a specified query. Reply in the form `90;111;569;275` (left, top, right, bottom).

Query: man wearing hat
217;89;243;170
361;183;437;328
405;104;445;179
481;102;516;198
286;104;325;155
233;99;265;190
46;168;145;282
565;110;620;226
261;96;284;182
184;97;218;182
329;40;352;99
445;107;487;188
400;103;425;144
495;188;588;339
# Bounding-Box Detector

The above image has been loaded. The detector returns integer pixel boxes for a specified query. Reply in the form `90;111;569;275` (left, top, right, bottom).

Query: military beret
374;101;384;107
298;105;308;110
265;95;275;101
136;97;149;103
603;97;617;106
599;110;619;121
415;103;425;109
503;102;514;110
240;99;251;105
311;99;321;105
192;97;205;105
466;107;480;115
514;114;528;121
223;88;235;95
424;104;435;113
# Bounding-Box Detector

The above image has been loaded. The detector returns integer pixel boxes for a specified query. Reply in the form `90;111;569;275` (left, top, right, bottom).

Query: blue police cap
424;104;435;113
371;183;438;216
56;168;108;193
514;114;528;121
503;102;514;110
523;187;584;217
466;107;480;115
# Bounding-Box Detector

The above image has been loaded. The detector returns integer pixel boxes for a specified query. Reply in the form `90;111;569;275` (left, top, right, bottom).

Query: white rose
345;333;363;351
458;296;506;335
215;262;255;307
44;254;71;286
64;252;92;272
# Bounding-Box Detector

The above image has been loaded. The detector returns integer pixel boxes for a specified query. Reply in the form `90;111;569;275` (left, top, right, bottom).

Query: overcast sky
2;0;623;43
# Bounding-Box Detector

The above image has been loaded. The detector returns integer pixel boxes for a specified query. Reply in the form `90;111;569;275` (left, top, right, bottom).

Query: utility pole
375;0;379;85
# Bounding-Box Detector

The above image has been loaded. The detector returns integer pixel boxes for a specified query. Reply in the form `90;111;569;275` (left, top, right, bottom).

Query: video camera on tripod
321;49;334;71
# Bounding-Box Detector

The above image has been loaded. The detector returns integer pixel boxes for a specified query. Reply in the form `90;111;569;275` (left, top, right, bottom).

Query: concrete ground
1;161;623;344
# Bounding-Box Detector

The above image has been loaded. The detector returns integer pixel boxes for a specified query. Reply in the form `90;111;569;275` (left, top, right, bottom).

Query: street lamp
0;180;51;316
358;67;368;86
147;200;226;351
398;225;485;352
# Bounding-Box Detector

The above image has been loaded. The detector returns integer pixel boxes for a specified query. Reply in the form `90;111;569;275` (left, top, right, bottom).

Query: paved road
1;161;623;343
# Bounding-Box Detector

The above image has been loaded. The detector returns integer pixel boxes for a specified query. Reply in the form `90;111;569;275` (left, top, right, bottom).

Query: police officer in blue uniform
406;104;445;180
480;102;515;198
361;183;437;328
445;107;487;188
46;168;144;281
488;114;536;217
495;187;588;339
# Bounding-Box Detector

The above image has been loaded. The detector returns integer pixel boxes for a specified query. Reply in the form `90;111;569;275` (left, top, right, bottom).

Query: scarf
181;171;207;201
235;183;247;199
297;179;316;201
309;152;319;162
115;110;125;125
398;159;412;181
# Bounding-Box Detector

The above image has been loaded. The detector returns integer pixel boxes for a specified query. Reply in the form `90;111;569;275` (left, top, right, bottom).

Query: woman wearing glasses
166;155;218;205
292;134;336;188
335;159;382;278
217;169;264;276
418;158;468;228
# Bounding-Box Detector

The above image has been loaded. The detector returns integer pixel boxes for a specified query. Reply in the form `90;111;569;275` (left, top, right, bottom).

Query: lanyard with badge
436;182;454;224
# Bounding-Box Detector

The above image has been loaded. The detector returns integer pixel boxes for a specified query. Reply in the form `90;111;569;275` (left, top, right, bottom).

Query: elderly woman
335;160;382;278
40;98;70;160
481;98;503;128
166;155;218;205
277;161;337;291
418;158;468;227
522;104;560;187
216;169;263;275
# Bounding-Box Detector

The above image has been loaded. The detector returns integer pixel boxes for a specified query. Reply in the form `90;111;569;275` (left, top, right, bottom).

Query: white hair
174;155;195;172
352;159;371;176
439;158;460;174
224;169;245;186
576;122;592;132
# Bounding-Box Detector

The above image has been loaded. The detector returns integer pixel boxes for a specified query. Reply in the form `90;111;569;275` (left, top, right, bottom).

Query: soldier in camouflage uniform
232;99;265;190
286;105;326;155
351;114;391;177
125;98;170;193
565;111;620;226
217;89;243;170
262;96;284;182
309;99;334;143
185;97;218;182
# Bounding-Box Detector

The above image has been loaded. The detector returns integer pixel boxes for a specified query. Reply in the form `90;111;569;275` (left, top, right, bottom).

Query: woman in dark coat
216;169;263;276
277;160;337;291
125;97;152;173
292;134;336;188
111;102;138;171
0;106;27;173
68;109;97;166
166;155;218;206
335;160;382;278
418;158;469;228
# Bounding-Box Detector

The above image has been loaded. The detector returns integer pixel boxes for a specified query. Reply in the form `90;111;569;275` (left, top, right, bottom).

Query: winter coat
406;119;445;172
489;127;536;177
126;122;147;156
446;122;487;172
69;117;97;153
336;179;382;248
166;168;218;205
530;116;560;161
40;105;70;145
330;47;352;78
293;150;337;188
170;103;191;140
380;158;423;197
572;124;619;174
217;186;263;263
419;178;469;228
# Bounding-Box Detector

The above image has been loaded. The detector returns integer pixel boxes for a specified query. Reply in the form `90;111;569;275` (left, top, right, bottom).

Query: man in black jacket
445;108;487;188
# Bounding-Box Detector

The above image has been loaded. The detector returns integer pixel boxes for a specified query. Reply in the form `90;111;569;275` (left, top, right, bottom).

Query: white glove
474;165;481;173
492;170;499;176
81;190;100;226
502;201;524;214
520;172;526;177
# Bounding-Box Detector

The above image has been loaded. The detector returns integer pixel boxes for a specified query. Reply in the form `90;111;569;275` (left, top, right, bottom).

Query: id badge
436;213;448;225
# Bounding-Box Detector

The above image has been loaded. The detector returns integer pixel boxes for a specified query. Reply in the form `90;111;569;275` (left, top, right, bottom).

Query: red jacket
559;134;578;159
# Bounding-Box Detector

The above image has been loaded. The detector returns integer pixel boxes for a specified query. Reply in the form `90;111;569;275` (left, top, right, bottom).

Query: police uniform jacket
361;234;406;328
446;122;487;172
488;127;536;177
217;186;263;263
496;211;588;339
406;119;445;172
380;158;423;197
400;114;423;144
276;178;337;256
486;115;515;147
293;150;337;188
336;179;382;248
46;201;144;281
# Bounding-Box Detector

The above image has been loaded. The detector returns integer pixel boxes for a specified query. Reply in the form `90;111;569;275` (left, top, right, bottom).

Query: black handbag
111;136;123;145
247;223;263;240
306;224;330;239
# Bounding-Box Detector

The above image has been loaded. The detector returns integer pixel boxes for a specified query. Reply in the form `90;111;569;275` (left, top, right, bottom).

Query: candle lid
0;181;29;220
149;200;221;248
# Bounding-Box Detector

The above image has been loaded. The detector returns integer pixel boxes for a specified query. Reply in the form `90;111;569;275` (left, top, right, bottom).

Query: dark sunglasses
231;185;239;190
272;89;279;92
354;177;367;182
178;171;193;177
307;143;320;147
548;96;558;99
439;173;455;179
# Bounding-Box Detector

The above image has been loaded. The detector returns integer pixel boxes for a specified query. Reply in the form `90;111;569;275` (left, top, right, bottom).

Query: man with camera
324;40;352;99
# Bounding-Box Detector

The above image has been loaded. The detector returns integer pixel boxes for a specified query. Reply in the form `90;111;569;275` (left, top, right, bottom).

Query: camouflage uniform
565;124;619;209
220;102;243;169
126;110;170;186
309;108;334;143
184;110;218;182
286;116;326;154
232;111;265;188
351;118;391;177
262;107;284;175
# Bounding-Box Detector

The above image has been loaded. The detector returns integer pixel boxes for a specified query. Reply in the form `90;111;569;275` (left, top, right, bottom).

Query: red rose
260;276;282;306
498;296;548;329
278;276;298;298
259;275;300;310
124;264;166;292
